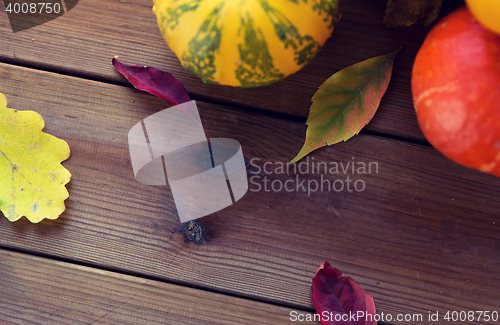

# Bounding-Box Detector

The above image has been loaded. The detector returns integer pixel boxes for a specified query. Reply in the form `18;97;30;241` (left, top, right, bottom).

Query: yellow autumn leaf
0;92;71;223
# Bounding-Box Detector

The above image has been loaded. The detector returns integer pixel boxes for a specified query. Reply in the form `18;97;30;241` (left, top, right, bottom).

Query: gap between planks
0;247;320;325
0;243;317;315
0;60;431;148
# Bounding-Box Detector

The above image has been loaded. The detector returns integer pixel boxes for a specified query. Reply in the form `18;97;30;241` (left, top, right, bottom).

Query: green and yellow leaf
291;47;402;162
0;92;71;223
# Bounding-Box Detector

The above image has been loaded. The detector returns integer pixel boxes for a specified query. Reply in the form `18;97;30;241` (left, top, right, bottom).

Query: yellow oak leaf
0;92;71;223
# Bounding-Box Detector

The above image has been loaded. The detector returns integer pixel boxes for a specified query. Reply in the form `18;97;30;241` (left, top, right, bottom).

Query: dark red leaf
112;58;190;106
312;261;376;325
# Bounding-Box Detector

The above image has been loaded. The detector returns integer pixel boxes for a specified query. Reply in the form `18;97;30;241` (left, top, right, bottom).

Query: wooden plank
0;0;444;141
0;63;499;324
0;249;313;324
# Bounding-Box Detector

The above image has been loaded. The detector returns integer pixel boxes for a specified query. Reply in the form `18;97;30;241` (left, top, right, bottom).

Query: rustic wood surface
0;0;444;141
0;0;499;324
0;249;308;324
0;61;499;324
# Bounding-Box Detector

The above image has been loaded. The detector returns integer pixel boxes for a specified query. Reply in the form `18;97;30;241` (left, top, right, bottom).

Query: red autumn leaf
112;58;190;105
312;261;376;325
112;58;200;125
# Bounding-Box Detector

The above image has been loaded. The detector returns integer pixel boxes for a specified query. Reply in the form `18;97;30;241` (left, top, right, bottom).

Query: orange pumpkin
412;6;500;176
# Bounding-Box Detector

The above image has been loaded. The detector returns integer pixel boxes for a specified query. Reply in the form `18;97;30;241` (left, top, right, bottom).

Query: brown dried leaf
383;0;444;27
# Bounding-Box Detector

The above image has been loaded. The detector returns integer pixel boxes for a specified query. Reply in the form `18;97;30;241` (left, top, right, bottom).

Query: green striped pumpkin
153;0;341;87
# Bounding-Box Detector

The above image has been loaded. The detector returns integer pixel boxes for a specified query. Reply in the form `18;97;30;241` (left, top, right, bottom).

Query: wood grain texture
0;62;498;324
0;249;311;324
0;0;437;141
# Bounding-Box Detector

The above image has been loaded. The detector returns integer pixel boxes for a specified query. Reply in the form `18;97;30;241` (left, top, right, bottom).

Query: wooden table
1;0;499;324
